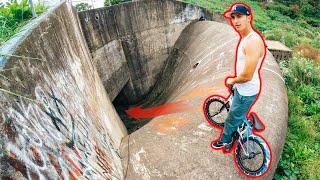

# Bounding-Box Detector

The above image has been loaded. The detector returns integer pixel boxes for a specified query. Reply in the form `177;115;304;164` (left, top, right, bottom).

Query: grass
0;0;46;46
0;20;32;46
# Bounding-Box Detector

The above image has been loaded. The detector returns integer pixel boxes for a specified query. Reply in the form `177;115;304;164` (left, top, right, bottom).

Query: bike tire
203;97;229;127
234;136;271;177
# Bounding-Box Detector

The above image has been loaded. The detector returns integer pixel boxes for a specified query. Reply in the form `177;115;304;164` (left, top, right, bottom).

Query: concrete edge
0;0;67;69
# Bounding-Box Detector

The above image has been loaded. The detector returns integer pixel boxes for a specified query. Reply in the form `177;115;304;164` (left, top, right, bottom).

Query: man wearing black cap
211;3;266;151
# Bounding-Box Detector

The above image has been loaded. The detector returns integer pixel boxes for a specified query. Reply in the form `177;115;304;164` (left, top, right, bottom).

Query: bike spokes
205;98;229;126
238;139;264;172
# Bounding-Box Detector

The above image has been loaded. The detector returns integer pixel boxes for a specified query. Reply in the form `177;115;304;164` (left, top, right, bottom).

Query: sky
0;0;105;8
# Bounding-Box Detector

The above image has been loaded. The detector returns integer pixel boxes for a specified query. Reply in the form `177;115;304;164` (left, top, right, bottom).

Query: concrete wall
78;0;225;103
268;49;292;63
0;2;126;179
265;40;293;63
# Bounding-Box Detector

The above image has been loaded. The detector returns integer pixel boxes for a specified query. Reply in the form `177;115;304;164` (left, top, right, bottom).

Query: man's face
230;13;251;31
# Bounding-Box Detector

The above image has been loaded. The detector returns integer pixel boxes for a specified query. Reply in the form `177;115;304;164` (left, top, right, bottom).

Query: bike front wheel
203;96;229;127
234;135;271;177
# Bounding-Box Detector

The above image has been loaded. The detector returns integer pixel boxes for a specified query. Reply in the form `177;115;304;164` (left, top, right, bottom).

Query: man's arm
228;37;262;85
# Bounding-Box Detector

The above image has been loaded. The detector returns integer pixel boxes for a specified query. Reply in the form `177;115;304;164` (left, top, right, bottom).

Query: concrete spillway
0;0;287;179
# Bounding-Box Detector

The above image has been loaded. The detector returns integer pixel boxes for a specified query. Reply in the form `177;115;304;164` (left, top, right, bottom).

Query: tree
75;3;92;12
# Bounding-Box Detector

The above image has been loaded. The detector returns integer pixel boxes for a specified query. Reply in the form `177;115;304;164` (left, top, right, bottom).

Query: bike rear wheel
203;96;229;127
235;136;271;177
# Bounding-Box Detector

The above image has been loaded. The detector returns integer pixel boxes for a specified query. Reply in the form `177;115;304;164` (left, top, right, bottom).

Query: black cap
225;4;250;18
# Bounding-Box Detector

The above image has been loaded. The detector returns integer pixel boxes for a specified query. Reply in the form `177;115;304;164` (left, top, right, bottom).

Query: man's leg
212;89;257;148
221;89;257;143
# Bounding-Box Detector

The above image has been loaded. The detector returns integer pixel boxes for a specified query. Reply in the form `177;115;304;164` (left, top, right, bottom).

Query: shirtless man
212;3;266;151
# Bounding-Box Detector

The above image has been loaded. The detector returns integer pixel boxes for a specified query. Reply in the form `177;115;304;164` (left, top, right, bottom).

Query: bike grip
228;84;234;94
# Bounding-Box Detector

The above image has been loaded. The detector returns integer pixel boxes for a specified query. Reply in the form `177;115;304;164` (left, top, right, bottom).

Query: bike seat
250;113;265;131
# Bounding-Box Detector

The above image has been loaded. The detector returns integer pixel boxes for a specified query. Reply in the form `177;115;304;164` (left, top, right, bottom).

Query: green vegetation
276;55;320;179
104;0;132;6
0;0;46;46
75;3;92;12
276;53;320;179
180;0;320;179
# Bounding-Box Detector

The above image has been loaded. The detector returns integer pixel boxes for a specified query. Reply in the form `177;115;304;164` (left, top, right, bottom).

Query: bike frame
237;119;254;157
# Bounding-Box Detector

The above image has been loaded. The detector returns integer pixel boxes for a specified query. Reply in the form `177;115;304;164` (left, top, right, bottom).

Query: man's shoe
212;140;233;149
224;142;234;152
211;141;225;149
224;136;236;152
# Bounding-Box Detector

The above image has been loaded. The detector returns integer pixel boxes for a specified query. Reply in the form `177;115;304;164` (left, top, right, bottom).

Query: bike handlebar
228;84;234;95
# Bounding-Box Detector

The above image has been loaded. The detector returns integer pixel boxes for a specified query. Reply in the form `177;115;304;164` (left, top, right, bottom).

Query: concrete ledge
266;40;292;63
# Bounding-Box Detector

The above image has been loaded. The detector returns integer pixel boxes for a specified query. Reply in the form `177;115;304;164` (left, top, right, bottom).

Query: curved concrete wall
0;2;126;179
78;0;225;103
119;21;288;179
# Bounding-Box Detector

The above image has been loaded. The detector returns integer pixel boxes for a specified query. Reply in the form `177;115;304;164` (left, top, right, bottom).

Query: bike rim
237;138;266;174
205;98;228;126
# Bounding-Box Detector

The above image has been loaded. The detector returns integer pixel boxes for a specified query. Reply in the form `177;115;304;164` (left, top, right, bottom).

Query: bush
267;9;282;20
300;2;316;17
265;2;299;18
281;55;320;88
104;0;131;6
295;43;320;64
75;3;92;12
297;84;319;105
305;101;320;116
305;17;320;28
274;0;320;18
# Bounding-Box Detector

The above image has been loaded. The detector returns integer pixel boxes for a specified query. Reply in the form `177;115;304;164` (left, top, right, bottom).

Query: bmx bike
203;87;272;177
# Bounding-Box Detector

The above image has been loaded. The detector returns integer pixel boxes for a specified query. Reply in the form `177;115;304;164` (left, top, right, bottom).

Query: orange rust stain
62;149;83;177
69;170;77;180
30;146;44;166
71;146;82;159
48;153;63;179
8;151;16;158
7;154;28;178
94;146;113;179
159;125;176;133
150;117;188;134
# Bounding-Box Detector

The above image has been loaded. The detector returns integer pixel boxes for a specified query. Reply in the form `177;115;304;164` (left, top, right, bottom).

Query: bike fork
238;122;256;157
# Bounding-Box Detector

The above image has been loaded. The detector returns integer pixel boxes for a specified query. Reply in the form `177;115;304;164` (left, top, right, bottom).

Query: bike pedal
224;144;232;152
223;141;235;152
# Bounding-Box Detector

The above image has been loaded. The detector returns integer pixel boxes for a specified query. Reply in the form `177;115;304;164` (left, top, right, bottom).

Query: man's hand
226;77;235;86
